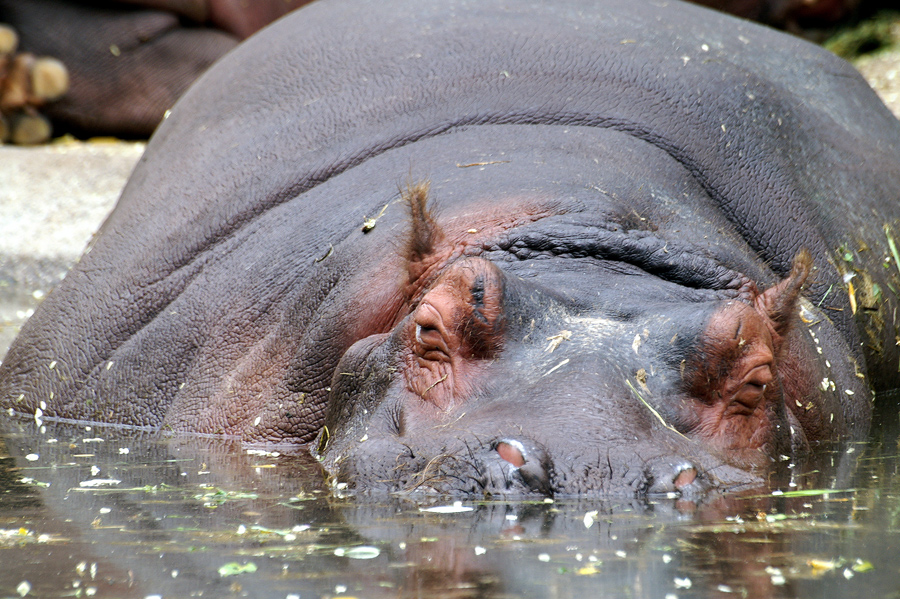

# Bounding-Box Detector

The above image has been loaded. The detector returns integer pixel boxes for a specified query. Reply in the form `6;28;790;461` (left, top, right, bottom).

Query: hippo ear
404;258;505;408
754;249;813;342
403;180;448;290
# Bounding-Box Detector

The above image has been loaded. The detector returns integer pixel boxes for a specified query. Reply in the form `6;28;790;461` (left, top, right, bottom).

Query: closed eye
415;323;450;360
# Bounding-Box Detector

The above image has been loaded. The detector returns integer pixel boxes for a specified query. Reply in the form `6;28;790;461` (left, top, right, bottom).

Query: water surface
2;406;899;599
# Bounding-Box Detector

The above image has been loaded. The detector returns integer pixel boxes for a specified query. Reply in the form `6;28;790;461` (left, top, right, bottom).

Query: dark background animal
0;0;314;140
1;0;899;498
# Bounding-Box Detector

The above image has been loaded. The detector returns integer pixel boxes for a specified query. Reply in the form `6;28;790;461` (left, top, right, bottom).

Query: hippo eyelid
415;321;442;343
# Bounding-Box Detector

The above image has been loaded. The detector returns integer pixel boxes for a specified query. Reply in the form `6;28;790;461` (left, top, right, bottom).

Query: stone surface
855;49;900;119
0;140;144;359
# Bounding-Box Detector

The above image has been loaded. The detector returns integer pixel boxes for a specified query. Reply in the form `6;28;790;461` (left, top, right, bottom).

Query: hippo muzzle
312;185;856;498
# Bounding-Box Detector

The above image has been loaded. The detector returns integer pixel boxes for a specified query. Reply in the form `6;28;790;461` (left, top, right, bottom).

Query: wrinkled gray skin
2;0;900;498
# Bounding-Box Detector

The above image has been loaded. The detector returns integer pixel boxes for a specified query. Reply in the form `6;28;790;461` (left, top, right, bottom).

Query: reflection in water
0;414;898;599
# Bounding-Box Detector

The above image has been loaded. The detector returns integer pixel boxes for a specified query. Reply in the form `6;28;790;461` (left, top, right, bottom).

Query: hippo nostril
646;460;700;496
673;466;697;490
496;439;527;467
489;438;552;496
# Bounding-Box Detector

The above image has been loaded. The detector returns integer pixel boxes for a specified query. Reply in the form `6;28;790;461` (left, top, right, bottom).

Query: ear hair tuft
404;180;445;265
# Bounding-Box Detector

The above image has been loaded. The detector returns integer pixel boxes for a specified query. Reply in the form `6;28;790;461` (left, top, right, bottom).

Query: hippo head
314;183;851;498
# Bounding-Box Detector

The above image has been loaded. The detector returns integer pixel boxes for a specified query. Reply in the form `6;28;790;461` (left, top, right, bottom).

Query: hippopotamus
0;0;860;142
2;0;900;498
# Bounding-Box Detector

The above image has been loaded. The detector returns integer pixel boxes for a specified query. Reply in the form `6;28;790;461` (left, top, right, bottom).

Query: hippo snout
488;442;707;499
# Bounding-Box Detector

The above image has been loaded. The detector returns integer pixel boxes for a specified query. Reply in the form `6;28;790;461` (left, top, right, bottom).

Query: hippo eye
415;323;450;361
732;382;766;413
731;364;773;414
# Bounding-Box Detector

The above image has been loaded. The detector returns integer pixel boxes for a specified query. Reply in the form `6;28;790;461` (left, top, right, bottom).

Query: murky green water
1;403;899;599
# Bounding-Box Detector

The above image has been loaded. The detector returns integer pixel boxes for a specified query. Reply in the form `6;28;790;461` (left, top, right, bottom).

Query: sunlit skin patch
400;181;555;308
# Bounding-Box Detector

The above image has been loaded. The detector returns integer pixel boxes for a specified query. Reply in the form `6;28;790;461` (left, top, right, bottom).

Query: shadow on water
0;404;899;599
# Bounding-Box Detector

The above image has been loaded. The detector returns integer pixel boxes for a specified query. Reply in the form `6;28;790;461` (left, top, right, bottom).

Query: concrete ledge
855;48;900;120
0;141;144;358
